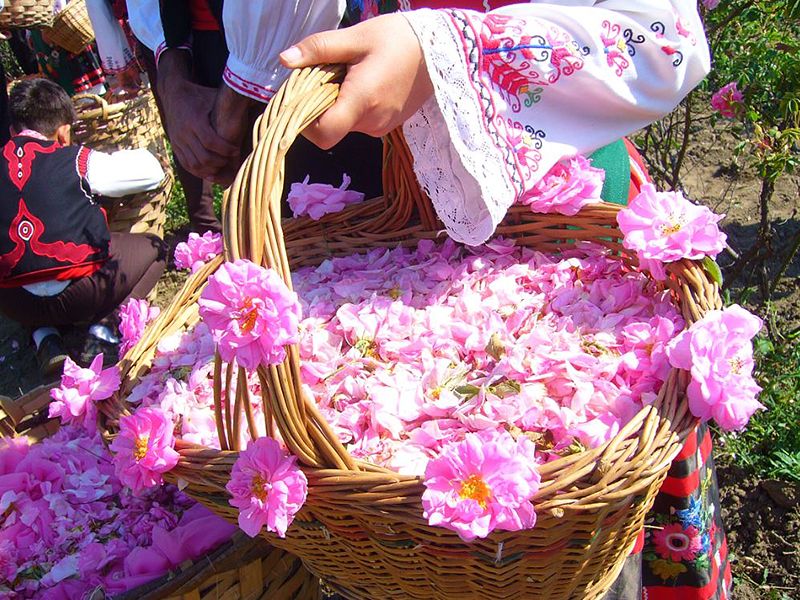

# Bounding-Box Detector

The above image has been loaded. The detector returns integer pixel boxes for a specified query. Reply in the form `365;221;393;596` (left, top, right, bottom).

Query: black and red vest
0;136;110;287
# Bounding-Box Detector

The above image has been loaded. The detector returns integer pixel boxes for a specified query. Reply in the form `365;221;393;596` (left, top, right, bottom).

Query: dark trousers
139;43;221;233
0;232;166;328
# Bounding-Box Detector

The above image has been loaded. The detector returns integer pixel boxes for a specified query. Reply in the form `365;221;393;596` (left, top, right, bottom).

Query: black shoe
37;334;68;379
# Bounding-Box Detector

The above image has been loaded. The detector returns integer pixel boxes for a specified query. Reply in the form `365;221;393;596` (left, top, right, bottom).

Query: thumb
280;28;365;69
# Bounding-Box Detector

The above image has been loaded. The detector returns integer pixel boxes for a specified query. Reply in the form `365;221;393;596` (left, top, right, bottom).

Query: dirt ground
0;117;798;598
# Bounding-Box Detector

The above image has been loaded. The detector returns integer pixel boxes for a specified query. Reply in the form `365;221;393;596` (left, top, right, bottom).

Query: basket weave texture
103;66;722;600
45;0;95;55
0;387;322;600
72;91;173;239
0;0;54;29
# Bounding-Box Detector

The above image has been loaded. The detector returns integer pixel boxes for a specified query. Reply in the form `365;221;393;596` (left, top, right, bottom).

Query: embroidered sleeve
222;0;347;103
402;2;710;246
126;0;166;56
85;0;136;73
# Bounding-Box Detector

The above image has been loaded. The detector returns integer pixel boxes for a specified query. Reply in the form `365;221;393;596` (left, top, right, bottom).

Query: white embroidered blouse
400;2;710;245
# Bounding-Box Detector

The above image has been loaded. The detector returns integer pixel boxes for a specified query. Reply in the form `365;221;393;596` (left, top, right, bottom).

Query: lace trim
403;9;517;246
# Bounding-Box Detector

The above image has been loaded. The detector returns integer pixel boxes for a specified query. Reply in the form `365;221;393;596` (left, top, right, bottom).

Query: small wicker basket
72;91;173;238
45;0;95;55
0;388;322;600
102;66;722;599
0;0;54;29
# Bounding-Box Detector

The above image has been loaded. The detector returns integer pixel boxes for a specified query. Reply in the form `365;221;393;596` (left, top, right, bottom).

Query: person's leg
0;232;167;329
139;42;220;233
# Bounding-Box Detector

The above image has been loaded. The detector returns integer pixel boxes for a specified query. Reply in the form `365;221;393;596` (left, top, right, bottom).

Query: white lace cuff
403;9;517;247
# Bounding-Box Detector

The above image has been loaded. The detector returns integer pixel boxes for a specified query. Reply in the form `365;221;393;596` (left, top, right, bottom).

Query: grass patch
164;177;225;235
715;328;800;482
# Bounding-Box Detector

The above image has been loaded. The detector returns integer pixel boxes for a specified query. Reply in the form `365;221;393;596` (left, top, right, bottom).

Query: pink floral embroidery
600;21;631;76
479;15;585;111
653;523;703;562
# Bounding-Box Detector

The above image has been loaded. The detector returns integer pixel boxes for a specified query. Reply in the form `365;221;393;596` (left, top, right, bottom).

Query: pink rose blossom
287;174;365;220
422;431;540;542
617;184;726;280
49;355;121;431
174;231;223;273
711;82;743;118
519;155;604;215
652;523;703;562
119;299;161;357
226;437;307;538
199;259;302;369
110;407;180;495
666;304;763;431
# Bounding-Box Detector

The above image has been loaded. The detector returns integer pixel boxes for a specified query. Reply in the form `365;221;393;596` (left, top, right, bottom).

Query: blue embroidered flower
676;496;703;529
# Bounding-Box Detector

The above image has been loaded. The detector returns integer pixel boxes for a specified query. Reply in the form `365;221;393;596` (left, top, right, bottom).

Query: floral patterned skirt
640;423;732;599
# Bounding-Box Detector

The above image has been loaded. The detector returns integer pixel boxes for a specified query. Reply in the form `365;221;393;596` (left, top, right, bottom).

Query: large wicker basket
0;387;322;600
72;91;173;238
102;66;721;599
0;0;54;29
45;0;94;55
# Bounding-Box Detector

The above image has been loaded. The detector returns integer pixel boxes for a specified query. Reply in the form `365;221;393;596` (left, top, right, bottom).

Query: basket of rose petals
97;67;763;600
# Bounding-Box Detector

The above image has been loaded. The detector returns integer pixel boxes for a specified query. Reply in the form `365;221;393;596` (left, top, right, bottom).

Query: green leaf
455;384;481;399
702;256;723;286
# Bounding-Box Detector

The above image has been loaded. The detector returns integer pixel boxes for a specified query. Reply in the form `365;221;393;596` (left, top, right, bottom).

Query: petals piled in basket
112;238;759;546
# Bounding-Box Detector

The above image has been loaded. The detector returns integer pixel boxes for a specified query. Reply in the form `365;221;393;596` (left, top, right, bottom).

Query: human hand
157;50;238;180
279;13;433;150
210;84;261;186
109;63;142;99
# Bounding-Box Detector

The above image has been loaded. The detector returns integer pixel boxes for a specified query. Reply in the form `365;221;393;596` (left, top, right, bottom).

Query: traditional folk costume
0;132;165;328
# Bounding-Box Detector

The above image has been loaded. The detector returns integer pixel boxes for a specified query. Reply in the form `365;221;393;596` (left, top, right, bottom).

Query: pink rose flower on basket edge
422;430;541;542
617;183;726;280
667;304;764;431
198;259;302;370
226;437;308;538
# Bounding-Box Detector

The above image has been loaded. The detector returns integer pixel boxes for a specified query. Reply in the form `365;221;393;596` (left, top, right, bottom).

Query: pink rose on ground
110;407;180;495
519;155;604;215
174;231;223;273
226;437;307;538
49;355;121;431
119;299;161;357
652;523;703;562
199;259;302;370
711;82;743;118
421;431;540;542
667;304;763;431
287;174;365;220
617;184;726;280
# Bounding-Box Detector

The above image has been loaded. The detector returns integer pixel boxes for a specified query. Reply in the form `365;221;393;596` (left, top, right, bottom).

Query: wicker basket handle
222;66;368;470
72;93;115;120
